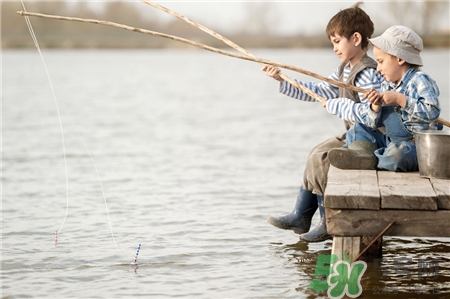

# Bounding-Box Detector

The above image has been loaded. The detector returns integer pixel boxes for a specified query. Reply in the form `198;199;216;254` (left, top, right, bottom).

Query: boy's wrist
370;103;381;112
368;106;380;120
398;94;407;107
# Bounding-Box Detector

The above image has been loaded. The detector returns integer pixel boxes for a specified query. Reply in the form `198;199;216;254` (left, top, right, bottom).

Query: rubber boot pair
267;187;318;234
328;140;378;170
299;195;332;242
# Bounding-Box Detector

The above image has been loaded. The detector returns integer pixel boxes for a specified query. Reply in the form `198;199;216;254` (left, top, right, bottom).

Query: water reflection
271;237;450;298
270;240;333;298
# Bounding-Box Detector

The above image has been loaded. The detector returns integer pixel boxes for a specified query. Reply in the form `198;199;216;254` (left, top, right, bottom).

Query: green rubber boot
328;140;378;170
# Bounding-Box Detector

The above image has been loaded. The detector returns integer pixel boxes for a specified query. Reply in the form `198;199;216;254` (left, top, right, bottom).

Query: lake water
2;48;449;298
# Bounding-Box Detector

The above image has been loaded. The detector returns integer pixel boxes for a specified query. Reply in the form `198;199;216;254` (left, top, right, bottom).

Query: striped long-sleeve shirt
279;65;384;123
362;68;441;131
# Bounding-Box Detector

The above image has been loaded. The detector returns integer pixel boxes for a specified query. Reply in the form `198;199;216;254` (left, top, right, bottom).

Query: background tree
241;3;279;37
383;0;449;35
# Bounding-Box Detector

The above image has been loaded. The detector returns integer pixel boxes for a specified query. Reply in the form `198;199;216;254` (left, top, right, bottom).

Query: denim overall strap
379;106;414;142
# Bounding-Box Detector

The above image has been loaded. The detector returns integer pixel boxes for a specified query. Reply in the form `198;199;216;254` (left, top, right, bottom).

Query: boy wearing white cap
328;25;441;171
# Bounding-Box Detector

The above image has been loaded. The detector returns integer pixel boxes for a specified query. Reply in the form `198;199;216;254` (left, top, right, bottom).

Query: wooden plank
344;237;360;261
325;166;380;210
331;237;361;261
430;178;450;210
378;171;438;210
331;236;344;260
326;209;450;237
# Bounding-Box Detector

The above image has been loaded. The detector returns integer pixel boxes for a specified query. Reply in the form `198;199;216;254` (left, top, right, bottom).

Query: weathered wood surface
331;237;360;261
326;209;450;237
332;224;390;261
331;236;383;261
326;168;450;260
325;167;380;210
325;167;448;211
378;171;438;210
431;178;450;209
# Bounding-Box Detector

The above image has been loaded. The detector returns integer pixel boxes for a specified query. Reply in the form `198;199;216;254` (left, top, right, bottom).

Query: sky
141;1;346;35
87;0;450;36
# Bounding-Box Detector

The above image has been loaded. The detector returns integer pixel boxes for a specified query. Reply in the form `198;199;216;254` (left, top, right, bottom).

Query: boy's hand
364;88;382;112
262;64;284;82
380;91;407;107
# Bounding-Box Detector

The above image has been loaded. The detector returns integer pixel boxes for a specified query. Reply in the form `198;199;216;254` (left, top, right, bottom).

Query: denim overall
345;106;418;172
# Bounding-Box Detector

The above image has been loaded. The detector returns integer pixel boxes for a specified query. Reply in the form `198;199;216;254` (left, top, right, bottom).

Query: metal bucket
414;130;450;179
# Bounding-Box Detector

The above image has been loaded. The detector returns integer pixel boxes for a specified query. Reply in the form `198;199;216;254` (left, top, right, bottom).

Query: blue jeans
345;122;418;172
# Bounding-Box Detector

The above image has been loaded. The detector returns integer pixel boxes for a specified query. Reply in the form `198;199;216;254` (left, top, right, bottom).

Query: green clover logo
311;254;367;299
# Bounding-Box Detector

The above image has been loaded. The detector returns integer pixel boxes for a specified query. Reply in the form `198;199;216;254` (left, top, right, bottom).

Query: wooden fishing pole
16;10;450;128
141;0;325;103
15;11;349;98
141;1;450;129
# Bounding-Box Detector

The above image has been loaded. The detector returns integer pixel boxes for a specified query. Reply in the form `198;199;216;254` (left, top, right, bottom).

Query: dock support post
331;236;382;261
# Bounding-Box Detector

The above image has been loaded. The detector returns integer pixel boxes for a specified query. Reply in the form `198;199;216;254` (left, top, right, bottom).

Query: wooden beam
378;172;438;210
330;236;383;261
430;178;450;210
325;166;380;210
332;236;361;261
326;209;450;237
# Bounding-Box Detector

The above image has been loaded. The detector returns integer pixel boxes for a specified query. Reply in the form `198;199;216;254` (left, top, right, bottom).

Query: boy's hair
326;2;374;49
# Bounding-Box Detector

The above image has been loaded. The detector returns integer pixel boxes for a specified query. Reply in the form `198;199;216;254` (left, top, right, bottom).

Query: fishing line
20;1;70;236
67;115;121;252
1;5;3;219
20;1;121;253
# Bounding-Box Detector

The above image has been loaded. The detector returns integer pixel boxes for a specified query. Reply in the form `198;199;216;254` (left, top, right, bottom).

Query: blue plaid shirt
363;68;441;131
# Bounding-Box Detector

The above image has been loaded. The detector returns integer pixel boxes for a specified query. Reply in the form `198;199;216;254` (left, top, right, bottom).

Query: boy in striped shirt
262;2;383;242
329;25;441;172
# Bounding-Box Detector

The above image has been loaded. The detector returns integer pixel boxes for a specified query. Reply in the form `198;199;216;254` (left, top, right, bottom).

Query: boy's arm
402;74;441;123
325;68;384;124
366;88;383;112
326;97;380;128
362;88;383;128
279;68;340;103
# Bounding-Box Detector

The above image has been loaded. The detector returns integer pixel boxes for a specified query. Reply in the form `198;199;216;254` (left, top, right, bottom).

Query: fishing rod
142;0;450;129
17;10;450;128
140;0;325;104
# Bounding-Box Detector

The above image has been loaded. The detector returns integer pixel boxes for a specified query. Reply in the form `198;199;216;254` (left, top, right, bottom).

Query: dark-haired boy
262;2;384;242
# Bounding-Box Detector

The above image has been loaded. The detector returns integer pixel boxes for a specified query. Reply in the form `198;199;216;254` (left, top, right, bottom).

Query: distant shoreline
2;33;449;49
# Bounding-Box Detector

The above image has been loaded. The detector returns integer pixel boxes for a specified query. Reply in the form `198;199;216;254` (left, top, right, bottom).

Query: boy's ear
397;58;406;66
353;32;362;47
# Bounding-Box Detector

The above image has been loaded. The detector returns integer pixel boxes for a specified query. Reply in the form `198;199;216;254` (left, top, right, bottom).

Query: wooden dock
324;166;450;261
